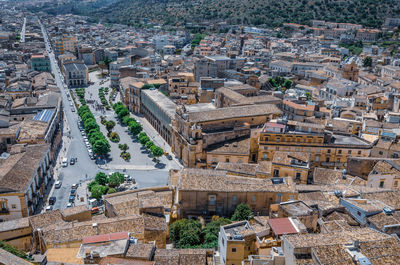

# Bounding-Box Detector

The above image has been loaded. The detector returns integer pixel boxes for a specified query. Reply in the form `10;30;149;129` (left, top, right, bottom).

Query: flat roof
141;89;177;119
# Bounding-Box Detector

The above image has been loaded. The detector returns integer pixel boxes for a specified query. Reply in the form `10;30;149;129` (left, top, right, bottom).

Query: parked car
62;158;68;167
66;203;73;208
91;207;99;214
70;158;75;165
70;189;76;195
69;195;75;203
45;206;53;212
49;197;56;205
55;181;62;189
72;183;78;189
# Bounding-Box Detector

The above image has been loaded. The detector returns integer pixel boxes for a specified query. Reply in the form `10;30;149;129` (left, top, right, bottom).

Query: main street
38;19;178;211
20;17;26;43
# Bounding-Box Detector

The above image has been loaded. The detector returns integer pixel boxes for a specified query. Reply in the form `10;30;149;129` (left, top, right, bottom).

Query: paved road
20;17;26;43
38;20;172;211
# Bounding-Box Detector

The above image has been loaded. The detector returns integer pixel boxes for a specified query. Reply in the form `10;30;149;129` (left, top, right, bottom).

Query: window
208;195;216;206
11;204;16;209
326;157;330;162
379;180;385;188
317;149;321;153
212;157;217;163
231;248;236;253
338;150;342;154
263;154;267;160
316;156;320;162
233;195;237;202
379;151;383;155
358;151;361;155
296;173;301;180
394;181;398;188
238;159;242;163
277;193;282;203
273;169;279;177
0;200;7;211
348;150;351;155
290;195;294;200
252;195;257;202
327;149;331;154
225;157;230;163
357;211;361;216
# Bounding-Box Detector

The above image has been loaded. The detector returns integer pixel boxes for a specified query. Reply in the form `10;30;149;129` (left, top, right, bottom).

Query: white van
62;158;68;167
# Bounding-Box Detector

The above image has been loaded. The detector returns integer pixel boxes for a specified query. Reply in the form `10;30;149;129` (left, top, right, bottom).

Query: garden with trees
268;77;293;91
78;105;110;156
88;171;125;199
98;87;111;109
76;88;86;106
113;102;165;162
169;203;252;249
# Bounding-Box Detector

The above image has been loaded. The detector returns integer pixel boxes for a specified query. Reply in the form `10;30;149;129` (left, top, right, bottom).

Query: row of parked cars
78;119;95;159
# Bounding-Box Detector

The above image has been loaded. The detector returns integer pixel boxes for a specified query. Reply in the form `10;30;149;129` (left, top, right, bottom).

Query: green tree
169;219;202;248
91;184;107;200
95;172;108;186
122;115;134;125
108;172;124;187
138;132;147;139
139;135;150;145
84;119;99;132
107;187;117;194
129;121;143;136
118;143;129;151
93;139;110;155
305;92;312;100
363;56;372;67
202;218;231;248
231;203;252;221
145;141;154;149
151;145;164;159
105;120;116;132
87;180;97;192
117;108;129;119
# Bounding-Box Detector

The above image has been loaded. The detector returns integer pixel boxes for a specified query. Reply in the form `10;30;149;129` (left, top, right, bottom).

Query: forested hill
34;0;400;28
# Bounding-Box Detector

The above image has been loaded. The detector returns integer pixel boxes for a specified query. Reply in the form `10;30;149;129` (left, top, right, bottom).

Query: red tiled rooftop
268;218;298;236
82;231;129;244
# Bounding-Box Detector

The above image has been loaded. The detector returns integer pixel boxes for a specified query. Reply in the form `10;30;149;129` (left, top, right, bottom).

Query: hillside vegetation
35;0;400;29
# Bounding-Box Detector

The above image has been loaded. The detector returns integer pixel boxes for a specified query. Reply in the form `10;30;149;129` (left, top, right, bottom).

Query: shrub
109;132;120;143
118;143;129;151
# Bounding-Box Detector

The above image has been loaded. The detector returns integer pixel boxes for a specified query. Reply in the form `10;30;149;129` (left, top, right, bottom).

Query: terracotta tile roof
177;169;296;193
125;242;155;260
82;231;129;244
312;244;354;265
358;237;400;264
186;103;281;123
362;191;400;210
268;218;298;236
0;144;49;193
367;212;400;231
29;210;64;230
283;227;390;249
207;137;250;155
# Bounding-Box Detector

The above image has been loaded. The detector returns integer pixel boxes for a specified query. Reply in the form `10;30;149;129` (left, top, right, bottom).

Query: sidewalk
98;164;159;171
